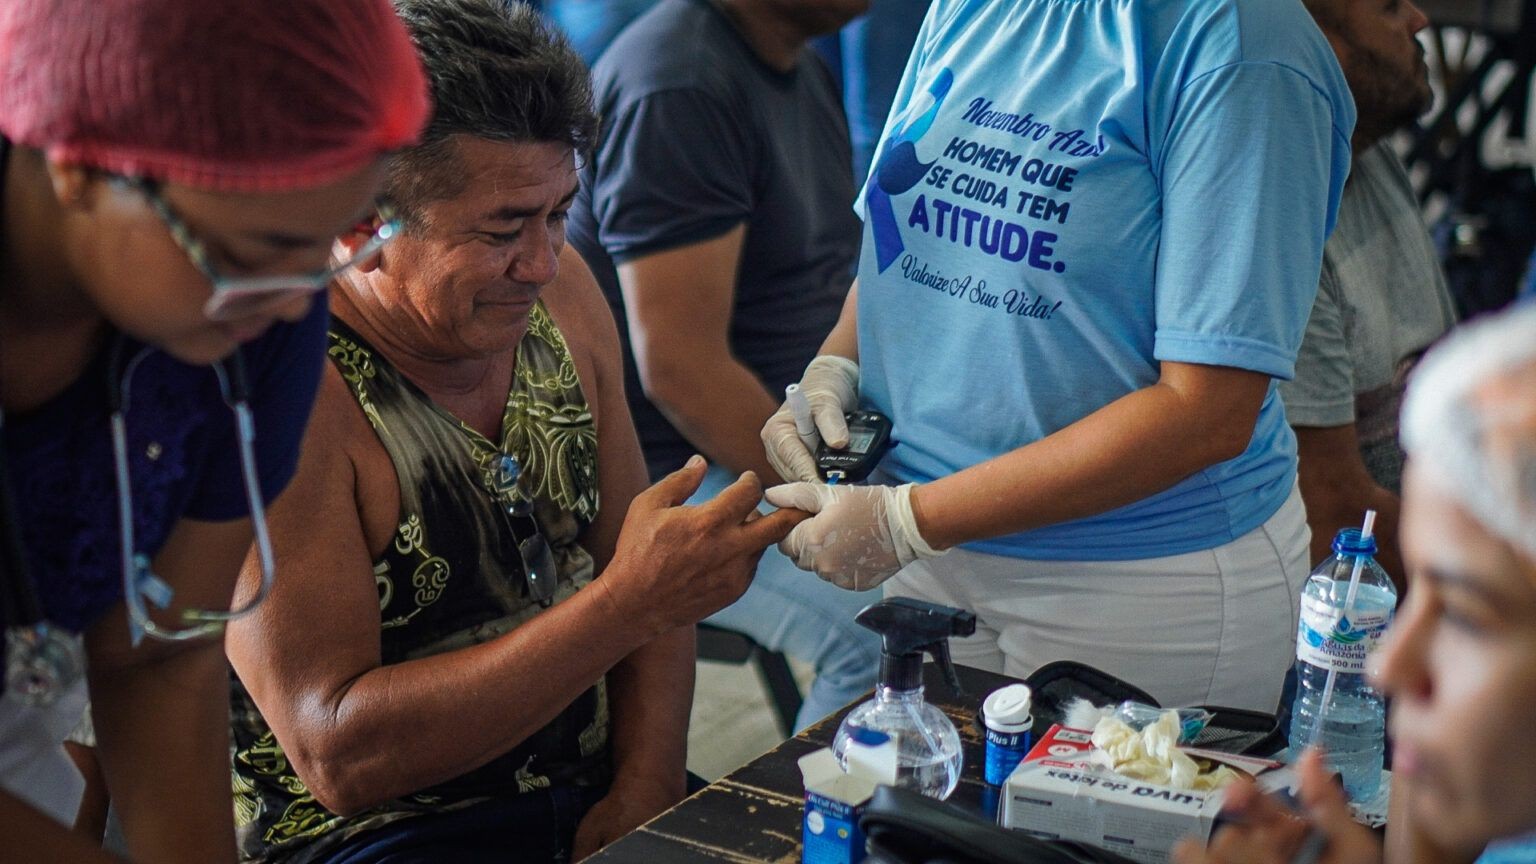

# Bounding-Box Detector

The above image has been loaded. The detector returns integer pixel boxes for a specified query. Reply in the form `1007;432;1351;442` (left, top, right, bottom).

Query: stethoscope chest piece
3;621;85;707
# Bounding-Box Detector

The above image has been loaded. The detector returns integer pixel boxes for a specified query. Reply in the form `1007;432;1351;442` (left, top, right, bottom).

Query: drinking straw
1308;509;1378;748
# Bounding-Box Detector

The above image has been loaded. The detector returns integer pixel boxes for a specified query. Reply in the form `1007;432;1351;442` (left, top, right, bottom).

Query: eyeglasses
114;175;399;322
111;343;276;644
485;453;558;608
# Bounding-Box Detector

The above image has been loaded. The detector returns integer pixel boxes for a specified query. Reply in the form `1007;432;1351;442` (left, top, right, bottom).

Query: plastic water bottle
1288;527;1398;801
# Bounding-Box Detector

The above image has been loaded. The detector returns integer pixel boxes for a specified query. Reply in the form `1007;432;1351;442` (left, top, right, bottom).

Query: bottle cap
983;683;1033;732
1332;528;1379;558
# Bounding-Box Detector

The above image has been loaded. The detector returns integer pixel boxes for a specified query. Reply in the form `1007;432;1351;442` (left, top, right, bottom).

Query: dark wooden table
586;664;1013;864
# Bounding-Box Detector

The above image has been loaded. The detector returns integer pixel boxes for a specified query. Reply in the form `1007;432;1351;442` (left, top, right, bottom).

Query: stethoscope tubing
109;339;277;645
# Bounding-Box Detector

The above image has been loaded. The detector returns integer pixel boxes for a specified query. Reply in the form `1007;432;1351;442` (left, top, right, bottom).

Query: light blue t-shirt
855;0;1355;560
1480;835;1536;864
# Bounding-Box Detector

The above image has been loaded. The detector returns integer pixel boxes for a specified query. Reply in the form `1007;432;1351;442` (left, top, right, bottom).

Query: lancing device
785;384;819;454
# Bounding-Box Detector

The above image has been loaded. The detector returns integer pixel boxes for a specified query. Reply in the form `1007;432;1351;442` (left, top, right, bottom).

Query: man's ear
338;214;389;273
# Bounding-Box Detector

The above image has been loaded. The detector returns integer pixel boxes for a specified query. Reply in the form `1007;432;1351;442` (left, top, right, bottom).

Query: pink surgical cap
0;0;430;192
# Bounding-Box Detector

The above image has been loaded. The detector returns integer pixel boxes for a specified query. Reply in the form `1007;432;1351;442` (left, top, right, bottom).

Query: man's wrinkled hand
571;780;681;861
763;482;940;590
761;355;861;483
1171;750;1381;864
601;456;808;637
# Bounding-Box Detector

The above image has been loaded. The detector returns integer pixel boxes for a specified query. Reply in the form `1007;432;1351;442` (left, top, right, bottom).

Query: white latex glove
761;355;861;483
764;482;942;590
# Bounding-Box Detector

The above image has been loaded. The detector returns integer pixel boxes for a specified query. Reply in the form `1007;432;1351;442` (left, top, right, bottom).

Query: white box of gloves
1000;723;1282;863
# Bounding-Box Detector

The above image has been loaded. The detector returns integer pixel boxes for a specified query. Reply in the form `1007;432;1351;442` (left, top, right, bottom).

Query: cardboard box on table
799;733;899;864
1001;725;1282;864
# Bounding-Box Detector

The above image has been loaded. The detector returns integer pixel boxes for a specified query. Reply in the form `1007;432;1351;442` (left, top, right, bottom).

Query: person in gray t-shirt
567;0;881;732
1284;0;1454;586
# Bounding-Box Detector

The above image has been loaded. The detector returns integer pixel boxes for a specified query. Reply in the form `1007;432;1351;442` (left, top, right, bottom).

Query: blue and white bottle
1288;528;1398;801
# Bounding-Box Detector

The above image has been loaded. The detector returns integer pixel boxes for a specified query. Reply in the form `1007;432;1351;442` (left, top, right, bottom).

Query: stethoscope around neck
1;337;278;705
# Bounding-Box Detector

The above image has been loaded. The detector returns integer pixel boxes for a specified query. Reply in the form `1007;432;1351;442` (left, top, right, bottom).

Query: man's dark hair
387;0;598;228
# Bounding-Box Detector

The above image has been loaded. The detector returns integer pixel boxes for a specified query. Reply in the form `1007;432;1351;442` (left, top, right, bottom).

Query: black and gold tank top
230;303;610;863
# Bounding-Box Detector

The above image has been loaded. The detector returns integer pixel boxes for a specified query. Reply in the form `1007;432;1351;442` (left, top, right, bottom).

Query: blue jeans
318;785;606;864
692;466;882;730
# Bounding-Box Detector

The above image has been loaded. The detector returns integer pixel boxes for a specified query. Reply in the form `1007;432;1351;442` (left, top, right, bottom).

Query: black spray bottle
831;598;976;799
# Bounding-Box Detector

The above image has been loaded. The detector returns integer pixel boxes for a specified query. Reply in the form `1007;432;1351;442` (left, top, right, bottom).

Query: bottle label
984;726;1032;785
1296;593;1392;673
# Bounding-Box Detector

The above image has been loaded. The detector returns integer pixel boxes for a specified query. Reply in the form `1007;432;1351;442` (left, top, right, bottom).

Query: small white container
982;683;1033;786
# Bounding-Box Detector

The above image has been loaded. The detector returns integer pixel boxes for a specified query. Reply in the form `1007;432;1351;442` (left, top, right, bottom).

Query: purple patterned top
2;300;329;632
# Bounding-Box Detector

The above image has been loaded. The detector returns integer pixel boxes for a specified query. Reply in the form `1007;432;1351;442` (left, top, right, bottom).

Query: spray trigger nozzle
855;597;976;694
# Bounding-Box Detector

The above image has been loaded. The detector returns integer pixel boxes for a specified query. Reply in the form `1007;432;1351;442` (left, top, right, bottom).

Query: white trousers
884;483;1310;712
0;677;88;826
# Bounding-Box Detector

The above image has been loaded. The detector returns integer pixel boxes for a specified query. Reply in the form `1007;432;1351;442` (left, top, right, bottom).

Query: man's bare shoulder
543;246;620;348
302;358;401;555
307;361;373;453
542;245;625;393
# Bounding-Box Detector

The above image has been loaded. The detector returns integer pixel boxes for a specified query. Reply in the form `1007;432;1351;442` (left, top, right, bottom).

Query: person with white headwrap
1398;304;1536;564
1176;301;1536;864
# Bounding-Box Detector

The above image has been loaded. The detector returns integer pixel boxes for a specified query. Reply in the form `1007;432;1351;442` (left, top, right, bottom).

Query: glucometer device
783;384;893;485
816;411;892;484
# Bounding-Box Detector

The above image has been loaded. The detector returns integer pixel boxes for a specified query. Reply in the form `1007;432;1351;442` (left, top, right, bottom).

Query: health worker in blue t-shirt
0;1;428;859
764;0;1355;712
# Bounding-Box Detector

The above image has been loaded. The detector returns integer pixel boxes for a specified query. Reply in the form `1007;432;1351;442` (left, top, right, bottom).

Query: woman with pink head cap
0;0;428;859
1175;301;1536;864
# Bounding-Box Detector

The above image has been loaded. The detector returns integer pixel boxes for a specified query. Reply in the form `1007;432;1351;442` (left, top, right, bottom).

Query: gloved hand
761;355;861;483
764;482;942;590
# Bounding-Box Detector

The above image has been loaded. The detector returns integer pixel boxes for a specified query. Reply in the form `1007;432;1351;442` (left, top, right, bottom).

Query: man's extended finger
707;471;767;524
739;506;810;549
638;454;709;508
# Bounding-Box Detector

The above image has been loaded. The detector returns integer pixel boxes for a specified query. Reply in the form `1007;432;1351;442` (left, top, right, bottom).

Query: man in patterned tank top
225;3;803;862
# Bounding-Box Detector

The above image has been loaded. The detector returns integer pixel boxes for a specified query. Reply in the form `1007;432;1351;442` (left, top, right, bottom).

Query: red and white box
1000;725;1282;864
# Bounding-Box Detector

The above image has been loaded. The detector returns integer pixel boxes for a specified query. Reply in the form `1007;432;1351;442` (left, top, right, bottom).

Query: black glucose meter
815;411;893;484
